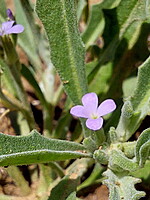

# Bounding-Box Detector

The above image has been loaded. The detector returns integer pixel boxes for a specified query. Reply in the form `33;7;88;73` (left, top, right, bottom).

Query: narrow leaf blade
14;0;41;70
36;0;88;105
0;130;90;166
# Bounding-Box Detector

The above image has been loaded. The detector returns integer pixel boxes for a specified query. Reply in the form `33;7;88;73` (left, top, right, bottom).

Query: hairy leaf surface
116;56;150;141
103;169;145;200
36;0;88;105
0;130;90;166
136;128;150;167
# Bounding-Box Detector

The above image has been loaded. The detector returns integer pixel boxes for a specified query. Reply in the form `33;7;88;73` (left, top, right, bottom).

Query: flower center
90;113;99;119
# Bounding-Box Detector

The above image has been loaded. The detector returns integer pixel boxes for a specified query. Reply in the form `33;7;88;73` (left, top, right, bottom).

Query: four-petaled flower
70;93;116;131
0;21;24;36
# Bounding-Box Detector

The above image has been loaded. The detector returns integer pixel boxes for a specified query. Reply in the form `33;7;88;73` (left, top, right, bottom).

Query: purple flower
70;93;116;131
6;9;14;20
0;21;24;36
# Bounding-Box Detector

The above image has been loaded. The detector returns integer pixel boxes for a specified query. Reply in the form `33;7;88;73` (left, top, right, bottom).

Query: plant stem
1;35;36;129
48;162;65;178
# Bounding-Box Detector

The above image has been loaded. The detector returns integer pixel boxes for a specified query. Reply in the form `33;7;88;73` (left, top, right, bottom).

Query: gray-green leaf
0;130;90;166
36;0;88;105
103;169;145;200
135;128;150;167
108;149;138;172
48;176;78;200
116;55;150;141
82;0;121;49
14;0;41;71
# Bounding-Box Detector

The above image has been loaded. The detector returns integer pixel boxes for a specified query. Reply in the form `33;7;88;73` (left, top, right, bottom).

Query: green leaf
116;0;150;28
0;59;35;131
130;58;150;112
9;111;30;136
81;3;104;49
88;0;150;89
82;0;121;49
0;130;90;166
135;128;150;167
0;37;35;129
88;62;112;94
121;141;136;159
53;113;71;139
122;77;137;98
76;0;87;22
105;24;150;100
48;158;93;200
116;56;150;141
108;149;138;172
103;169;145;200
77;163;104;191
130;160;150;184
66;158;94;178
0;0;6;22
66;191;76;200
48;176;78;200
0;59;18;97
6;166;31;195
83;136;98;153
14;0;41;71
94;149;109;165
21;65;48;107
36;0;88;105
21;64;54;134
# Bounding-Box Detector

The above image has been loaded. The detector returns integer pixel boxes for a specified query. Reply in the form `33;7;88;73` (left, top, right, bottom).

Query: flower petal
97;99;116;117
5;24;24;34
2;21;14;31
82;93;98;116
70;105;88;118
86;117;103;130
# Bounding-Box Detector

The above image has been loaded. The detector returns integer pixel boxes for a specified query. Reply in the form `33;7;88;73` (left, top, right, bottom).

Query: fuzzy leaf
77;163;104;191
82;0;121;49
81;3;104;49
88;0;150;91
108;149;138;172
77;0;87;22
135;128;150;167
130;160;150;184
48;176;78;200
0;130;90;166
116;55;150;141
21;65;48;107
14;0;41;70
123;77;137;98
49;158;93;200
0;0;6;22
36;0;88;105
0;59;18;97
88;62;112;94
103;169;145;200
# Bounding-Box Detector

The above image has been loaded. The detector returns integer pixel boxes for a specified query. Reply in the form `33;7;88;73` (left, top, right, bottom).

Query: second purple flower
0;21;24;36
